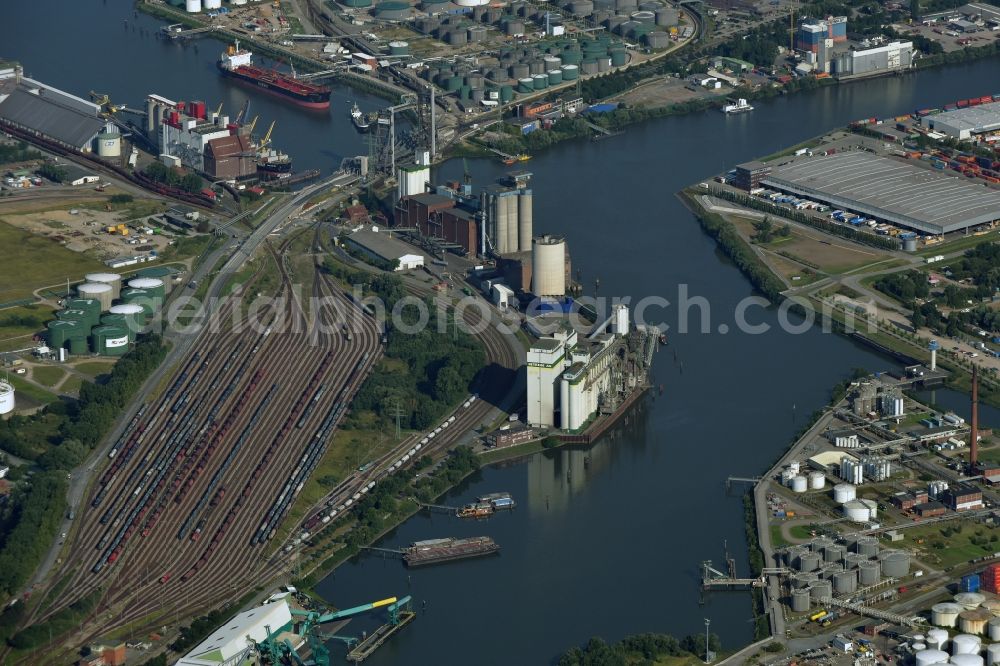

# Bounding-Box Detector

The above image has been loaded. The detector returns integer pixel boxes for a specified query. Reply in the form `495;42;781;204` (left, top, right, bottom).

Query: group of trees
695;208;785;302
0;471;68;598
143;161;204;194
752;216;791;243
36;163;66;183
558;632;721;666
343;273;485;432
0;141;41;165
875;271;931;302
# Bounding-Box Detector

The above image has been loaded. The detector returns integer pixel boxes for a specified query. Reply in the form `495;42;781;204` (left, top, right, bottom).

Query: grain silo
78;282;113;311
532;235;566;297
96;132;122;159
85;272;123;298
518;191;533;252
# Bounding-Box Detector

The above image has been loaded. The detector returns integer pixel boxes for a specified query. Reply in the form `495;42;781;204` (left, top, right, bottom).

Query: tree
180;172;203;193
753;216;775;243
196;219;211;233
37;163;67;183
910;0;920;19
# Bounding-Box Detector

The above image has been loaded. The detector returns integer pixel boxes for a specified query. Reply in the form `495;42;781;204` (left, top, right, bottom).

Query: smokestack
972;364;979;468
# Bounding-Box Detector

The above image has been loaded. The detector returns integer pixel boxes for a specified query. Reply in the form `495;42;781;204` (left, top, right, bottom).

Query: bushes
558;632;718;666
7;589;101;648
0;471;67;598
693;207;785;301
0;141;41;165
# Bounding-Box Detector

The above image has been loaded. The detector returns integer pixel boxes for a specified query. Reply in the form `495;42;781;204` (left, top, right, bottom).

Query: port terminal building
926;101;1000;140
177;599;296;666
761;151;1000;235
342;226;425;271
0;65;105;152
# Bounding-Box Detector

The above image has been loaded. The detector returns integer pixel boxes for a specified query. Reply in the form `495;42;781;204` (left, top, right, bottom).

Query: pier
161;24;217;40
360;546;403;558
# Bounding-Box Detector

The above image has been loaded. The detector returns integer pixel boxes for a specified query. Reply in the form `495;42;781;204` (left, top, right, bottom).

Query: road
22;174;349;600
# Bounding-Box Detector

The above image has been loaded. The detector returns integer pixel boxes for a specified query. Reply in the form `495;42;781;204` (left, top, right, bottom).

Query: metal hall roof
763;151;1000;234
0;88;104;149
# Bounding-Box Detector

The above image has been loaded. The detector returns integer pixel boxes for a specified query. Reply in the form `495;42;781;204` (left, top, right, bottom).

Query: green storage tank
446;76;462;92
548;70;563;85
500;85;514;102
64;298;101;327
58;309;92;329
459;85;471;100
532;74;548;89
610;50;628;66
120;288;155;317
101;314;137;342
389;40;410;56
47;319;81;348
561;49;582;65
518;78;534;93
126;277;165;301
91;325;130;357
561;64;579;80
343;0;373;6
69;335;89;356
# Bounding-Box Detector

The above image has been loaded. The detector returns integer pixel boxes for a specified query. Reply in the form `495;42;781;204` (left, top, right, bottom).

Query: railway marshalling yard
0;174;523;663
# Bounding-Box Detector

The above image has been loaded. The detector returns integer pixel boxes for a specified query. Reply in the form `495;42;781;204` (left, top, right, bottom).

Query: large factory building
795;17;913;77
147;94;233;172
762;151;1000;235
0;65;105;152
927;102;1000;140
527;304;634;430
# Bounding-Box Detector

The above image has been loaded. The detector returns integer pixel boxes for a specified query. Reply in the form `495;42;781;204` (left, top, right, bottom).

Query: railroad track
10;230;384;663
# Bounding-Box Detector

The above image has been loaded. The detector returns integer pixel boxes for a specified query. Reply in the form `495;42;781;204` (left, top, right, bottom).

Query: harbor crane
253;596;414;665
89;91;127;117
260;120;276;150
235;98;250;125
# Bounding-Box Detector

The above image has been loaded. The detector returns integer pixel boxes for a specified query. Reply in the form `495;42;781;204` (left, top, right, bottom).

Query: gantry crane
253;596;413;666
89;91;123;117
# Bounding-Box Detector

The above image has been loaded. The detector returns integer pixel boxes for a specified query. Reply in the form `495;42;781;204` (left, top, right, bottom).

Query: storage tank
957;593;987;610
791;475;808;493
85;272;122;298
991;617;1000;641
953;635;983;655
832;569;857;594
858;560;880;585
47;319;81;348
833;483;856;503
375;1;411;20
809;580;832;600
952;654;985;666
186;0;202;12
127;277;165;302
610;50;628;66
547;69;563;85
532;73;548;89
810;537;834;553
389;40;410;55
68;333;88;355
446;29;468;45
655;7;679;24
96;132;122;158
987;644;1000;666
543;55;562;69
961;610;993;635
561;64;579;80
569;0;595;14
645;31;670;49
100;314;137;341
120;288;154;317
798;551;821;572
903;237;918;252
808;471;826;490
64;298;102;326
842;499;871;522
879;551;910;577
844;552;864;569
0;381;14;415
109;302;147;327
933;603;965;628
981;599;1000;615
581;59;599;75
518;77;535;93
518;191;533;252
504;19;525;35
926;629;949;651
532;235;566;297
790;588;811;612
510;63;531;79
500;85;514;102
860;498;878;518
204;0;222;7
855;536;879;557
78;282;113;311
916;650;951;666
90;325;130;357
468;26;487;41
823;544;845;563
914;644;928;652
631;9;655;22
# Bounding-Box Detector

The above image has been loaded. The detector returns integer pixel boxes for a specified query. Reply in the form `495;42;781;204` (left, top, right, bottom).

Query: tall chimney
971;364;979;469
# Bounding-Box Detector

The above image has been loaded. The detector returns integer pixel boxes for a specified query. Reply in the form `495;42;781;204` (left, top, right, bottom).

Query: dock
161;24;218;40
346;611;416;662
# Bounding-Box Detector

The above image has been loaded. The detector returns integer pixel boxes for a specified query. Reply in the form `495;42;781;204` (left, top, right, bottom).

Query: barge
403;537;499;567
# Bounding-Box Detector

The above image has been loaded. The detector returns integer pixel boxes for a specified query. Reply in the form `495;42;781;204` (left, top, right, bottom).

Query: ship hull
218;66;330;110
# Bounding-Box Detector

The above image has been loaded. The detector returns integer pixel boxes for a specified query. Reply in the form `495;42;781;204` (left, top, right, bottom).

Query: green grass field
3;372;57;406
906;522;1000;568
30;365;66;388
71;360;117;379
60;375;83;396
0;220;107;301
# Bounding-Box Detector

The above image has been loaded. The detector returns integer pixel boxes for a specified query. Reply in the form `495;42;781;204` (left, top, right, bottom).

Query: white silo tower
186;0;202;12
531;234;566;297
0;381;14;415
204;0;222;8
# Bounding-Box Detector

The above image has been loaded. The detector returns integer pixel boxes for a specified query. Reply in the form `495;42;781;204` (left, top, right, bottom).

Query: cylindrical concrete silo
186;0;202;12
0;381;14;416
518;191;533;252
790;588;810;612
532;234;566;297
85;272;122;299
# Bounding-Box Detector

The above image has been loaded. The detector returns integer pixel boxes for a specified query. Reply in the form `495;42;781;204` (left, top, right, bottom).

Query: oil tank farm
0;381;14;415
85;272;123;298
78;282;113;311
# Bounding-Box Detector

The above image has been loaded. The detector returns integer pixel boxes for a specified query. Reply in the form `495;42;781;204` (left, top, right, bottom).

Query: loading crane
260;120;276;150
247;115;259;135
235;98;250;125
254;596;414;666
89;91;124;117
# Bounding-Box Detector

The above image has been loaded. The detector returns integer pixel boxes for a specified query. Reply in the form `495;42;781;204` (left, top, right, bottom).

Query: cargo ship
257;148;292;176
403;536;500;567
350;102;371;132
456;503;493;519
218;41;331;110
721;98;753;114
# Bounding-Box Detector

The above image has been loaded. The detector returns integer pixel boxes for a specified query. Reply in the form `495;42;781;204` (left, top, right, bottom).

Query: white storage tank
808;471;826;489
961;610;993;635
952;634;982;655
927;629;949;651
916;650;951;666
842;499;871;522
986;644;1000;666
789;461;800;474
934;603;965;628
85;272;122;298
0;381;14;415
791;475;808;493
952;655;985;666
77;282;113;311
833;483;856;504
204;0;222;8
860;498;878;518
914;643;927;652
981;599;1000;615
781;469;797;486
957;593;987;610
990;617;1000;641
186;0;202;11
96;132;122;158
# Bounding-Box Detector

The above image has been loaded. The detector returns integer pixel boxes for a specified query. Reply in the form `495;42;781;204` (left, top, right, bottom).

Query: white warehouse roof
930;101;1000;137
177;600;292;666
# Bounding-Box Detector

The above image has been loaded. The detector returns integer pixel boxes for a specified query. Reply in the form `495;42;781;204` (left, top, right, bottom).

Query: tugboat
350;102;371;132
455;503;493;519
721;98;754;114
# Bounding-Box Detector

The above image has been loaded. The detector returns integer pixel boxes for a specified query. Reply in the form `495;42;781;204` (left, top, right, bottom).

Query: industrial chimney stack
971;364;979;469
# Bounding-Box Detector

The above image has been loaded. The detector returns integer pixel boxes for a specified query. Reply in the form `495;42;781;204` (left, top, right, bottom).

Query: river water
4;5;1000;664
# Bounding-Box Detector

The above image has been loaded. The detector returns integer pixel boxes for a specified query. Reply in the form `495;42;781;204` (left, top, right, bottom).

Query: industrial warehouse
760;151;1000;235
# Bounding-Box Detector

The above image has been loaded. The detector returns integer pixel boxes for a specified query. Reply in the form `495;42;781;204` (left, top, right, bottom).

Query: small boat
721;98;754;114
502;157;516;165
516;153;531;161
456;503;493;519
350;102;370;132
